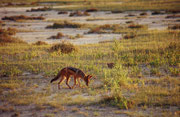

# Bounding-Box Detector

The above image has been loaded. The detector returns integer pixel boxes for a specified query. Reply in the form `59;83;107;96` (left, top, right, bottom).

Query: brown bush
33;41;48;45
107;63;115;69
123;33;136;39
85;8;98;12
128;24;145;29
69;11;90;17
111;11;123;14
166;15;180;18
49;32;65;39
126;21;134;24
88;27;104;34
140;12;148;16
2;15;45;21
46;21;83;29
50;42;78;54
151;11;164;15
58;11;68;14
26;7;51;12
0;27;26;44
168;24;180;30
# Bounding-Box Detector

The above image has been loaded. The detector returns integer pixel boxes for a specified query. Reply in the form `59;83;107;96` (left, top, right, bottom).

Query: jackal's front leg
72;77;77;89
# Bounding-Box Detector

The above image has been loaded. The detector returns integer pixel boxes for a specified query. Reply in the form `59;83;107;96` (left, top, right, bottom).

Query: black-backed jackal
50;67;93;89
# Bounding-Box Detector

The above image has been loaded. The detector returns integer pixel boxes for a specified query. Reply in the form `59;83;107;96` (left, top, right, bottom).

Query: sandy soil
0;5;179;117
1;6;179;44
1;74;178;117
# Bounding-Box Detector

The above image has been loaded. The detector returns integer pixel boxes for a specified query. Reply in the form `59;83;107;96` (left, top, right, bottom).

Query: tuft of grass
140;12;148;16
0;27;26;45
152;11;164;15
123;33;136;39
166;15;180;19
26;7;51;12
69;11;90;17
86;8;98;12
128;24;146;29
50;41;78;54
49;32;65;39
168;24;180;30
33;41;48;45
46;21;83;29
0;106;14;112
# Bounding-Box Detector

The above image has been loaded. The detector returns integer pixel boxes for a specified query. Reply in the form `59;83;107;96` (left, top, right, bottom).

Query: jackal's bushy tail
50;72;61;83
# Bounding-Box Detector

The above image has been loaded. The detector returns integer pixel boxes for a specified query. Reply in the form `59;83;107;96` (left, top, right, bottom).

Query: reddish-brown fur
50;67;92;89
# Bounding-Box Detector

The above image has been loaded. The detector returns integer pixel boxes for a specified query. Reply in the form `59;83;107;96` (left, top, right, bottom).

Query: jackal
50;67;93;89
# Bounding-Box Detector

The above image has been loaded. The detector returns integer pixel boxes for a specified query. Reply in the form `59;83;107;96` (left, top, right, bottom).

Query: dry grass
33;41;48;45
46;21;83;29
50;41;78;54
26;7;51;12
0;27;26;45
69;11;90;17
2;15;45;21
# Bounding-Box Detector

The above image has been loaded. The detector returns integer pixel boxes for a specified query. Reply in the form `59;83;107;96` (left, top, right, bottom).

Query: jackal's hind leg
66;76;71;89
77;78;81;88
58;76;65;89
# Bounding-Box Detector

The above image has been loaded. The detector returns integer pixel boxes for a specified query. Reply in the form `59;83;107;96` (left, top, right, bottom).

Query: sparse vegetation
168;24;180;30
2;15;45;21
49;32;65;39
33;41;48;45
69;11;90;17
0;0;180;116
50;41;78;54
0;27;26;44
46;21;84;28
26;7;51;12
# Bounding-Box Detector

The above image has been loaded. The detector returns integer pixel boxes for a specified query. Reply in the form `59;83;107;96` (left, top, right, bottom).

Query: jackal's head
84;75;93;86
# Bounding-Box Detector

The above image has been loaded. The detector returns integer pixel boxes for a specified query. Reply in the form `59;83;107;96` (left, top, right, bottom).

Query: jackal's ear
88;75;93;79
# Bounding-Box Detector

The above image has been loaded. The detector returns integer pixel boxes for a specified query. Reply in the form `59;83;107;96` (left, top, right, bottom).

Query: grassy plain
0;26;179;116
0;0;180;116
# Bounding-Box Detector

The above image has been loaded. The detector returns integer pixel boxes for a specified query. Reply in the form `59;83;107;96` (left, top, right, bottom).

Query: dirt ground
1;74;178;117
0;4;180;117
0;6;179;44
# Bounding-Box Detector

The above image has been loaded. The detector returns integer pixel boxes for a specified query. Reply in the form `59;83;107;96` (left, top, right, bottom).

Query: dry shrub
58;11;68;14
166;15;180;18
107;63;115;69
123;33;136;39
128;24;145;29
168;24;180;30
111;11;123;14
50;42;78;54
33;41;48;45
126;21;134;24
0;20;5;26
0;28;26;44
2;15;45;21
49;32;65;39
140;12;148;16
88;27;103;34
151;11;164;15
166;10;180;14
88;24;113;34
85;8;98;12
69;11;90;17
26;7;51;12
46;21;82;29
